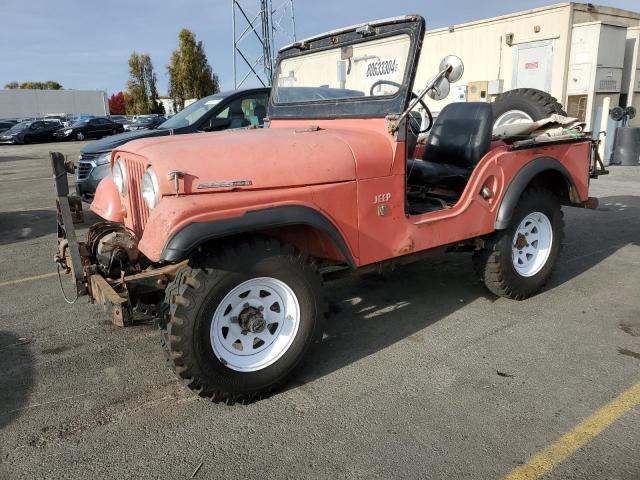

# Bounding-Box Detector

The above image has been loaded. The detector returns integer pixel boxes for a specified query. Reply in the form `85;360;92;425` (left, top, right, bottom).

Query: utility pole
231;0;296;88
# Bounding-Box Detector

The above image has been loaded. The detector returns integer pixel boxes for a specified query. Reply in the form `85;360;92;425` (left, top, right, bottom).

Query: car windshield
273;33;412;104
72;119;90;126
158;96;223;129
7;121;30;132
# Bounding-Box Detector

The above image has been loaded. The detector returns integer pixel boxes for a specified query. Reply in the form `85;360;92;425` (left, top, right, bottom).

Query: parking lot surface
0;142;639;479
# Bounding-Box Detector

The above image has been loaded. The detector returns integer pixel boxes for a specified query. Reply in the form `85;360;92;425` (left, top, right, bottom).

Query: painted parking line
0;272;57;288
504;382;640;480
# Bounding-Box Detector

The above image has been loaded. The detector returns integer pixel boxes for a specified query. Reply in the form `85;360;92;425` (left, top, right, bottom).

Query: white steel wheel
493;109;533;128
210;277;300;373
511;211;553;277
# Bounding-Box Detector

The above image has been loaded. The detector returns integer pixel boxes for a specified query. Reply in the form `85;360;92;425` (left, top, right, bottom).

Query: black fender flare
495;156;577;230
160;205;356;267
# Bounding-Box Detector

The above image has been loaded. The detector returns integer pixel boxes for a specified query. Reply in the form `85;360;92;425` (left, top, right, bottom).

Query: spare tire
492;88;567;129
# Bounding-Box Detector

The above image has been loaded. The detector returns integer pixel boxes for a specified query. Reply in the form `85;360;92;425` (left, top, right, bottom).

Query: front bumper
51;151;181;326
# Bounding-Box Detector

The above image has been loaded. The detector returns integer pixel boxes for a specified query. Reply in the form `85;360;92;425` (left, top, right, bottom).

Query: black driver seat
407;102;493;191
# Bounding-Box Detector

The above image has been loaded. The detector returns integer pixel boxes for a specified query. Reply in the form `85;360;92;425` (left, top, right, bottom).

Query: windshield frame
268;15;424;120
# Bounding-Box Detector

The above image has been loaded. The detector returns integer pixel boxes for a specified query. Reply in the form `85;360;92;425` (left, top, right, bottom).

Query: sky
1;0;639;96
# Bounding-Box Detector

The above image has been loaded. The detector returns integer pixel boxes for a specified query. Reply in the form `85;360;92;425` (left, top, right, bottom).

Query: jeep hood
114;127;367;193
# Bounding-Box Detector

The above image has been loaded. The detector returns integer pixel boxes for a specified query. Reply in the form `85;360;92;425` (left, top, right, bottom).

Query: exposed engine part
87;222;140;278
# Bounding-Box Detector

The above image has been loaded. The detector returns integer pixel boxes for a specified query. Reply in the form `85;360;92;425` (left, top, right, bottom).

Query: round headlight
112;158;128;196
141;167;160;209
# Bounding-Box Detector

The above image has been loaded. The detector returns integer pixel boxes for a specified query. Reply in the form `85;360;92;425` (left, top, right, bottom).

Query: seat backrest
423;102;493;168
229;103;250;128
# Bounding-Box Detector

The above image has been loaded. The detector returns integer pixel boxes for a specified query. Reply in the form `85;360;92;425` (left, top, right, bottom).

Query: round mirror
439;55;464;83
427;76;450;101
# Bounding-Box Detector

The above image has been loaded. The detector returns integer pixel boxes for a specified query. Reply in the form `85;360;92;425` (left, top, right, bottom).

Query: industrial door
512;40;554;93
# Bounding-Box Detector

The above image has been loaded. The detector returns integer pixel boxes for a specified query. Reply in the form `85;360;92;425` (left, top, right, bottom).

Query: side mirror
427;76;451;101
205;117;231;131
440;55;464;83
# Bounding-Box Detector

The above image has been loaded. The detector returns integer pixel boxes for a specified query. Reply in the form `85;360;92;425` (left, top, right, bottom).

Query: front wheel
76;132;85;141
473;188;564;300
162;237;324;404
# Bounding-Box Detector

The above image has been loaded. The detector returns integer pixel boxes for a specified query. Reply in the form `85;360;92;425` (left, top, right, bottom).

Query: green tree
125;52;162;115
167;29;219;110
4;80;63;90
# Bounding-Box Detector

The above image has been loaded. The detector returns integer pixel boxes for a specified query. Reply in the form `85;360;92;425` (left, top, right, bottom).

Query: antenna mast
232;0;296;88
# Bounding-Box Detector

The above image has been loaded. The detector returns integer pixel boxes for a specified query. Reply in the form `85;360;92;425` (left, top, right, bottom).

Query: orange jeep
52;15;605;403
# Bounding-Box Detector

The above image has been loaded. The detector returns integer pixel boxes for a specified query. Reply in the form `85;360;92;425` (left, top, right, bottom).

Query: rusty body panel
97;114;592;267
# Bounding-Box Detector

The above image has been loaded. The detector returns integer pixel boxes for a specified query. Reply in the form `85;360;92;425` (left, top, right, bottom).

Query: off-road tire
492;88;567;126
473;188;564;300
161;237;325;404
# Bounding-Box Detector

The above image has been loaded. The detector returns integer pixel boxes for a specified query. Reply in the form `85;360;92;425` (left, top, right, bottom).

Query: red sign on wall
525;61;539;70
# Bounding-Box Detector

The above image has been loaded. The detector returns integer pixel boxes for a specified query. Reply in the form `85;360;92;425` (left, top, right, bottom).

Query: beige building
416;2;640;129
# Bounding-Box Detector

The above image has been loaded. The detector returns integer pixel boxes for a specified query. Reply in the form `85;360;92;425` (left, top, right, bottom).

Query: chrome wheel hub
511;211;553;277
210;277;300;372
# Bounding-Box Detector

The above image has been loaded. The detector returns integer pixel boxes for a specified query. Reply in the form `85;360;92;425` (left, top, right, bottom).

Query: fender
495;156;578;230
90;177;124;223
160;205;356;267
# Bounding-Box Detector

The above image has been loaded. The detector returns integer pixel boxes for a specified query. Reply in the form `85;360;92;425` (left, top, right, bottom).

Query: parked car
55;117;124;141
75;87;269;201
108;115;129;125
0;120;60;144
125;115;165;131
0;120;18;134
51;15;604;403
62;114;95;128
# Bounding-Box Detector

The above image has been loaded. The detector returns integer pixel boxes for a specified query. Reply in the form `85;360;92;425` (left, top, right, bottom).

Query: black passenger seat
407;102;493;190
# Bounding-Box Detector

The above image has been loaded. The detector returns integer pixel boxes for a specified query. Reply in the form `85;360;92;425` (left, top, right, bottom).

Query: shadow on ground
292;195;640;388
0;331;34;430
0;208;101;246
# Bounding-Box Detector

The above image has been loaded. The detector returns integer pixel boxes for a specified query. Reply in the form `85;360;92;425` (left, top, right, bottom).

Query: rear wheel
492;88;567;129
162;237;324;404
473;188;563;300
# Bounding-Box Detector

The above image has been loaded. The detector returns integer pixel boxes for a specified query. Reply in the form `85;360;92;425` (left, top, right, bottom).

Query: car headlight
64;128;72;134
112;158;128;196
95;151;111;165
141;167;160;208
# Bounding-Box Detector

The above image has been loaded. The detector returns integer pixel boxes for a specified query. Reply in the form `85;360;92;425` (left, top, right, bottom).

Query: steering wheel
369;80;433;134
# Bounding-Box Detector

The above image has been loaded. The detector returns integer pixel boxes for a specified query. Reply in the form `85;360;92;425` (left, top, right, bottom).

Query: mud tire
492;88;567;127
473;188;564;300
161;237;325;404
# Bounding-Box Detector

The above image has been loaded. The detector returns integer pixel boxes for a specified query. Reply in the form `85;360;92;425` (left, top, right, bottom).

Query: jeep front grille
122;156;149;237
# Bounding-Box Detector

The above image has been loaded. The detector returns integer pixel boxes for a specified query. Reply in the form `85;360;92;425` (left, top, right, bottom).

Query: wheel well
526;169;573;203
194;226;351;267
160;205;356;267
495;157;579;230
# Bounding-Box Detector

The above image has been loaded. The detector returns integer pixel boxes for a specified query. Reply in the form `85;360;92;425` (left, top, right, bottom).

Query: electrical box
452;85;468;102
467;81;488;102
488;79;504;95
567;22;628;130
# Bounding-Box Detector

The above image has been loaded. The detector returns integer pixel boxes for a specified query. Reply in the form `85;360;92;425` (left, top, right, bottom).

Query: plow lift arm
51;151;87;297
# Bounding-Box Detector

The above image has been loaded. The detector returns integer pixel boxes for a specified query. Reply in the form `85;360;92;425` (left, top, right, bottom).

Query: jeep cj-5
51;15;606;403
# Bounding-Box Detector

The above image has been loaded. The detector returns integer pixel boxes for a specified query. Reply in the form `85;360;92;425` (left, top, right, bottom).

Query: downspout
561;3;576;105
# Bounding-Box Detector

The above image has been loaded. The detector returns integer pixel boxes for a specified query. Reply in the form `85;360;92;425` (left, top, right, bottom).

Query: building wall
416;3;640;114
0;89;109;118
417;3;573;111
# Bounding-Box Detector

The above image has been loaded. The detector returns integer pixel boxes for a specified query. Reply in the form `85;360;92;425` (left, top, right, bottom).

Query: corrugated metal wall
0;89;109;118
